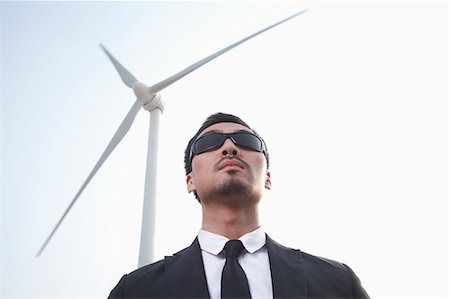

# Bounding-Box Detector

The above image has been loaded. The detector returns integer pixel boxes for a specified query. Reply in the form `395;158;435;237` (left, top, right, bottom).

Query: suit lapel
266;235;307;299
164;238;210;298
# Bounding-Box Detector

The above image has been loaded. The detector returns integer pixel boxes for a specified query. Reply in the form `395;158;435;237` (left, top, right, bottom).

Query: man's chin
214;178;251;198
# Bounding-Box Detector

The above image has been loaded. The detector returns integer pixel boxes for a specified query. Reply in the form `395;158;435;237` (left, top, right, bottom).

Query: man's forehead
197;122;252;138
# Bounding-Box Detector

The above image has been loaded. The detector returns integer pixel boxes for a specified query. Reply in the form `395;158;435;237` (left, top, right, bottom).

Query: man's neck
201;203;260;239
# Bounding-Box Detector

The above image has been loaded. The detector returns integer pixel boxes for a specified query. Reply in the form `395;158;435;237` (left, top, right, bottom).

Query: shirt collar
198;226;266;255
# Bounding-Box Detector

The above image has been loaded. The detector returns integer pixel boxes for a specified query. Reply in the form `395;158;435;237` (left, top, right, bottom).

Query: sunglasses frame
189;131;266;162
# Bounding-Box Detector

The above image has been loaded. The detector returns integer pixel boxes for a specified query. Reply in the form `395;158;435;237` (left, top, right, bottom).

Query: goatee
214;174;252;198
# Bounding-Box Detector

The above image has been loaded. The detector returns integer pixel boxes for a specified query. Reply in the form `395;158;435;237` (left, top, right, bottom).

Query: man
109;112;370;299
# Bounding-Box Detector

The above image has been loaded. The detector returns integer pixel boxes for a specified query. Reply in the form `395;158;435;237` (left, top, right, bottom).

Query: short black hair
184;112;270;175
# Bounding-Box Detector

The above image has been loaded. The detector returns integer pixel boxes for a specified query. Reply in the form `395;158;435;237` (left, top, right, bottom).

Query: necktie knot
224;240;245;258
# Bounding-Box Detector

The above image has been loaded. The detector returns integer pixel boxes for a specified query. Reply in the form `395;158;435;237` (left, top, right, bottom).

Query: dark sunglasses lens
193;134;226;154
233;133;263;151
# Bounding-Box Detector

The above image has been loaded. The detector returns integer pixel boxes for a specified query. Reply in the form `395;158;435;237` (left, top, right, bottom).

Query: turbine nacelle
132;81;165;112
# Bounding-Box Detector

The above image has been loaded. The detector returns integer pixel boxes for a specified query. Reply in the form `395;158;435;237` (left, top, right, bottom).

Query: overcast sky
2;1;448;298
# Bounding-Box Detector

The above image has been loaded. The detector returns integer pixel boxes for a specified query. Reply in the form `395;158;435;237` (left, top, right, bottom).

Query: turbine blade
100;44;138;88
150;8;308;93
36;99;143;257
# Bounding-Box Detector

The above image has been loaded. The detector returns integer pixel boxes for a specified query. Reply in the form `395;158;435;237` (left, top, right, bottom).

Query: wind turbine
37;9;308;267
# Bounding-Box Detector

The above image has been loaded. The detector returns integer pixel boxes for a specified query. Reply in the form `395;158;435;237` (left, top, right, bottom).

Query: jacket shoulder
108;259;169;298
266;236;369;298
108;244;195;299
301;251;369;299
302;251;348;272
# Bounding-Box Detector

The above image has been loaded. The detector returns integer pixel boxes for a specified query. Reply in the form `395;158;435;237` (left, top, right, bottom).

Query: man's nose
221;138;239;156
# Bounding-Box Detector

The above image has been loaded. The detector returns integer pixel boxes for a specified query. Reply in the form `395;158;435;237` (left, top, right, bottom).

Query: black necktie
221;240;251;299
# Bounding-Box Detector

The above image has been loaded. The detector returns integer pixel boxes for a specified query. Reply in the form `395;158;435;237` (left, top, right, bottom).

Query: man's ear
186;172;196;193
265;171;271;190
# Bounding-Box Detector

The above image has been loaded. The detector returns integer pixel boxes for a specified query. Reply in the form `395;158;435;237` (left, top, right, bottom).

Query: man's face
186;122;271;205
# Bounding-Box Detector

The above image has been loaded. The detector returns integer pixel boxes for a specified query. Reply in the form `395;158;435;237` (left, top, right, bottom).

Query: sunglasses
190;131;266;161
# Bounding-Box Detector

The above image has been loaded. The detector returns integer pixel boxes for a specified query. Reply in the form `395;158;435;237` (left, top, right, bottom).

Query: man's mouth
218;159;245;170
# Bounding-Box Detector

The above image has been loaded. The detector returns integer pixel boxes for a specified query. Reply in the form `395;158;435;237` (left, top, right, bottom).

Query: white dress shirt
198;227;273;299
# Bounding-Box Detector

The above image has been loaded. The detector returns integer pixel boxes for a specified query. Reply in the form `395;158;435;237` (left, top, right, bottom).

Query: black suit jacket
109;236;369;298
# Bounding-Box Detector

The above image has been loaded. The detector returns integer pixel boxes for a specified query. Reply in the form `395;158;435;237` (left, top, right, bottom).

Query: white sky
1;1;448;298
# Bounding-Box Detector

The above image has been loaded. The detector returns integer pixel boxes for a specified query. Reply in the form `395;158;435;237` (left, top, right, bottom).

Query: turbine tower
37;9;308;267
